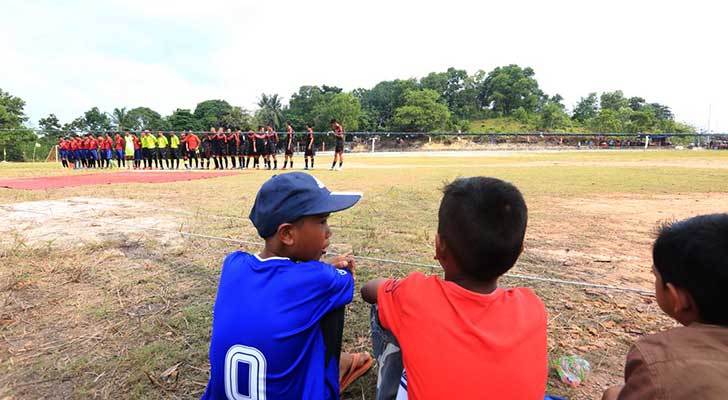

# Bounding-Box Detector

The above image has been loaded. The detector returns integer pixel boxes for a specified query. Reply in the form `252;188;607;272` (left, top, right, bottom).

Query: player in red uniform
115;132;125;168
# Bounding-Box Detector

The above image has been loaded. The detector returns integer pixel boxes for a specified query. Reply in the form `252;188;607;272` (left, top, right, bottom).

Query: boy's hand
328;251;356;277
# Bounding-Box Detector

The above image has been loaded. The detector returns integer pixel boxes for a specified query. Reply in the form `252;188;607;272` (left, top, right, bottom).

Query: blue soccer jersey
202;252;354;400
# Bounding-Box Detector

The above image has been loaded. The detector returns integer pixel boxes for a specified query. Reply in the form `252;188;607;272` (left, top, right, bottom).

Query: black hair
438;177;527;282
330;119;337;124
653;213;728;326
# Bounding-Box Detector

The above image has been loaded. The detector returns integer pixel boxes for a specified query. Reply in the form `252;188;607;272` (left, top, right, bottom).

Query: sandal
339;352;374;394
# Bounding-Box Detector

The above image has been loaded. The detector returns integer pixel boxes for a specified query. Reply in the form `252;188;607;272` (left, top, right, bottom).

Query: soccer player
330;119;345;171
236;129;246;169
226;128;239;169
105;133;114;168
57;137;68;168
132;133;142;169
202;172;372;399
282;121;295;170
88;134;99;169
115;132;126;168
169;131;181;170
202;130;213;169
156;131;169;170
254;127;266;169
305;124;315;170
266;124;279;170
98;134;109;168
245;129;256;169
123;132;134;169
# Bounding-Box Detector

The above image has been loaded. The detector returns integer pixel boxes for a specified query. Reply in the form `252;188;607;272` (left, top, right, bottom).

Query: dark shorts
255;139;266;156
285;146;293;156
245;141;254;156
304;147;315;157
266;141;277;155
105;150;112;159
202;145;212;158
187;149;198;158
134;149;141;160
335;143;344;153
170;148;180;159
116;149;124;159
91;150;99;160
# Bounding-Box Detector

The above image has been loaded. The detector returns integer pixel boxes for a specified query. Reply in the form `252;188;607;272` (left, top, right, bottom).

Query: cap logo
311;176;326;189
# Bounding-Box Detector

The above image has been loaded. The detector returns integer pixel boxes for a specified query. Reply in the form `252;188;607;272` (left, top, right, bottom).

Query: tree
194;99;233;129
539;96;569;131
600;90;629;111
312;93;362;131
361;79;419;129
572;93;599;122
83;107;112;131
287;86;328;128
391;89;450;132
111;107;131;130
222;106;253;130
0;88;35;161
256;94;284;129
479;65;544;115
628;96;646;111
166;108;199;131
126;107;166;131
38;114;62;134
419;67;472;117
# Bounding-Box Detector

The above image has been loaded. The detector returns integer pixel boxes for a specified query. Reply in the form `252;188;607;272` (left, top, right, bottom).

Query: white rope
10;207;653;295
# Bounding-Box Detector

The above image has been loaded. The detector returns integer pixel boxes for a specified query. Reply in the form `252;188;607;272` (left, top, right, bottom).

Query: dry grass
1;150;728;399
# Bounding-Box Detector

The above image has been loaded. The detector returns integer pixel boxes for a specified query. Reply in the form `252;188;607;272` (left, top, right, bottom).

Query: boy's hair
438;177;527;281
653;213;728;326
330;119;337;124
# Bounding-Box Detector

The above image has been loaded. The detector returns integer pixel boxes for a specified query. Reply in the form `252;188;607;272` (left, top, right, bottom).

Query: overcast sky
2;0;726;132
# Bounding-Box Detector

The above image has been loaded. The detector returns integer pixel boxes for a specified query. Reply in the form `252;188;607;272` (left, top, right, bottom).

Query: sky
2;0;726;132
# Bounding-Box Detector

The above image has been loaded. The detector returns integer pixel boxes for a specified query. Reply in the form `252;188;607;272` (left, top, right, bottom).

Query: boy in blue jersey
203;172;372;400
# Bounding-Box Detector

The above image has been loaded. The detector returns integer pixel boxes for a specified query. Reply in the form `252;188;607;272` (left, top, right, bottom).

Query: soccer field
1;149;728;399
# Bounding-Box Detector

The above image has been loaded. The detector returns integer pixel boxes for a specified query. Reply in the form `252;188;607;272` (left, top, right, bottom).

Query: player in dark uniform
254;127;266;169
304;124;315;170
202;130;213;169
330;119;345;171
217;127;229;169
236;129;246;169
265;125;279;170
282;121;295;170
245;129;256;169
227;128;239;169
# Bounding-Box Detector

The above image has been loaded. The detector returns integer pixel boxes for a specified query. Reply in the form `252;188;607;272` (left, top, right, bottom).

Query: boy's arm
361;278;388;304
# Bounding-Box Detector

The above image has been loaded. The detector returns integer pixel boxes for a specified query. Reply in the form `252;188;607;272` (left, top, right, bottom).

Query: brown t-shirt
618;323;728;400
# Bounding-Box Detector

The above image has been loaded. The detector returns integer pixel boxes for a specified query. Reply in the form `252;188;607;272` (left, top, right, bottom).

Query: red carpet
0;171;240;190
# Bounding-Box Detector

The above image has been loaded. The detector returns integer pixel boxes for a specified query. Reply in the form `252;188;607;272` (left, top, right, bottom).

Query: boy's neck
445;273;499;295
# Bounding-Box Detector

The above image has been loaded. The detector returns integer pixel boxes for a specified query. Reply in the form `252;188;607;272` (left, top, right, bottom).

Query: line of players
57;119;347;171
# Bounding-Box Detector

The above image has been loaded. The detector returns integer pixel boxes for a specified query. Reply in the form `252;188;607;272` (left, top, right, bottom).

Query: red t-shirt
185;134;200;150
133;137;141;150
377;272;547;399
115;137;124;150
99;138;110;150
89;138;99;149
106;137;113;149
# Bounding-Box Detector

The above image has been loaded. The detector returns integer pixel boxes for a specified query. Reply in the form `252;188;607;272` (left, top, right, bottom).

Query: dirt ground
1;151;727;399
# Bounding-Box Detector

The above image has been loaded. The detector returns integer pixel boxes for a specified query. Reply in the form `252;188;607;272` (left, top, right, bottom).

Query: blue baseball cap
249;172;362;238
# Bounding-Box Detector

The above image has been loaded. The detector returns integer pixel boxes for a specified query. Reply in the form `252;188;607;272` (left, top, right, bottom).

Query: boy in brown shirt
603;213;728;400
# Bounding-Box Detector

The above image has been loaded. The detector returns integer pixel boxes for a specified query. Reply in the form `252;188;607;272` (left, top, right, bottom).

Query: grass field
1;149;728;399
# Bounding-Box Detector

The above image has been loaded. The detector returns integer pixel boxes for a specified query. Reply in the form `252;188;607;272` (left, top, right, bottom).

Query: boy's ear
435;233;445;261
666;282;700;325
277;223;296;246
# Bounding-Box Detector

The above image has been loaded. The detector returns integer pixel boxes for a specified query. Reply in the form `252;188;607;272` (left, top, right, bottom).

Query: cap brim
304;192;362;216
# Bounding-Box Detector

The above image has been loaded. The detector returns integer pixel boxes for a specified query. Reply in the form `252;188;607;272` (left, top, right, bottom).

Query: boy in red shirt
115;132;125;168
361;177;548;399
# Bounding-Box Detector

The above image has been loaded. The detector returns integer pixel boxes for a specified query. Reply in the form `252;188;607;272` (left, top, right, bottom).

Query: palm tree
111;107;128;130
257;94;284;129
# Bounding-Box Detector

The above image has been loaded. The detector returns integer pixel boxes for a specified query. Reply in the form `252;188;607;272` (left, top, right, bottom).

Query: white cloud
1;0;726;131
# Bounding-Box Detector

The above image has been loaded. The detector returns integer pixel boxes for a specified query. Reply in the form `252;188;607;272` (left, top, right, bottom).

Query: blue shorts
59;149;67;160
73;150;80;160
116;149;124;159
105;150;112;159
91;150;99;160
134;149;141;160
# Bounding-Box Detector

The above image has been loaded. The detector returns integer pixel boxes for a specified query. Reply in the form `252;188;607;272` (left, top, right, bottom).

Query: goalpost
45;145;59;162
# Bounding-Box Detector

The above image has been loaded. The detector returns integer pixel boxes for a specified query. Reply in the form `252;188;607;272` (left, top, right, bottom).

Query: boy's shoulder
222;251;344;280
633;323;728;363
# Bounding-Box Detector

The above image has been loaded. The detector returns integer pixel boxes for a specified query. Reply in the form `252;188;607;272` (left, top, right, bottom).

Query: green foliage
38;114;62;134
83;107;112;131
600;90;629;111
479;65;544;115
312;93;361;131
539;97;570;131
193;99;233;129
222;106;253;130
126;107;167;131
392;89;450;132
361;79;419;129
166;108;199;131
572;93;599;123
0;88;36;161
255;94;284;129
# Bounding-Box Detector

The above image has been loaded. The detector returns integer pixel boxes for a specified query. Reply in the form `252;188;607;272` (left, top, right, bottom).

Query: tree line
1;64;694;161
